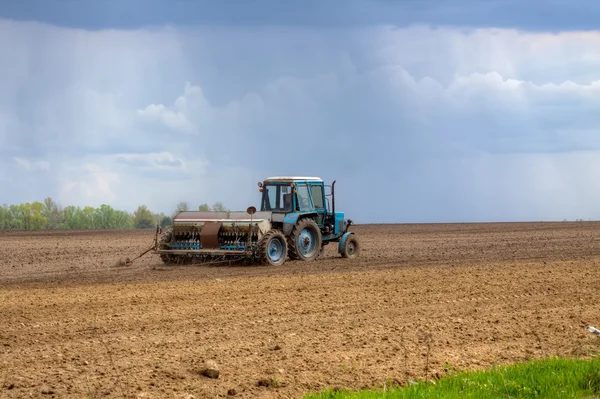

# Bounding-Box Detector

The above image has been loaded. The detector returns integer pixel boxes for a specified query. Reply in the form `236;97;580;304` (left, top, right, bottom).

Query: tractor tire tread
341;234;360;259
259;229;287;266
288;218;323;262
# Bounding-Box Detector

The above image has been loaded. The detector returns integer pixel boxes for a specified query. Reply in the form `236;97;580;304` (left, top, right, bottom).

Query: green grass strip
304;357;600;399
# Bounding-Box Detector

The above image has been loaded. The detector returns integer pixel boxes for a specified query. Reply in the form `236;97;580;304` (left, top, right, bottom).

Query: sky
1;0;600;223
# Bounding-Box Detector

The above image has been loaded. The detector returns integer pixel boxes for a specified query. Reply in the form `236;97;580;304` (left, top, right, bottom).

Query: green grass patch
304;357;600;399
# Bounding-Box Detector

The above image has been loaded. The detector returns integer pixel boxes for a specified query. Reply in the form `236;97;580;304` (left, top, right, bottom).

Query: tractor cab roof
265;176;323;183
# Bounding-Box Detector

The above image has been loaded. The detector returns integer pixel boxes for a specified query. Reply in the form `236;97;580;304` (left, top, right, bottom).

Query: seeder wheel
158;228;176;265
259;230;288;266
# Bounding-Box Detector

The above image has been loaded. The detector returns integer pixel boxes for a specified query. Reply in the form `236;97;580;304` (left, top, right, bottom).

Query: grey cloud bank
2;0;600;31
1;21;600;223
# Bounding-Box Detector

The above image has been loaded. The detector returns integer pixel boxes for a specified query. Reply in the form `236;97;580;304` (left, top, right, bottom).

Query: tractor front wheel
259;230;288;266
341;235;359;259
289;218;322;262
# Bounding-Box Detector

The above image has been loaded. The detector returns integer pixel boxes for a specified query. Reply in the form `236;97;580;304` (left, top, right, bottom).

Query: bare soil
1;222;600;398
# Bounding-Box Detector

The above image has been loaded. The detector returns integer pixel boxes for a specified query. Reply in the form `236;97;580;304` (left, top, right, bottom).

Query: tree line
0;198;229;231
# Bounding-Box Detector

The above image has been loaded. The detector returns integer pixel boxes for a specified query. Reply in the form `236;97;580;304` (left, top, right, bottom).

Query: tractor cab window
295;184;313;211
261;184;293;212
310;184;324;210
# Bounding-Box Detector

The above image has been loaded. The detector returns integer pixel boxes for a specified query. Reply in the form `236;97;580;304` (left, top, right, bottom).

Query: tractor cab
258;175;349;239
259;176;326;215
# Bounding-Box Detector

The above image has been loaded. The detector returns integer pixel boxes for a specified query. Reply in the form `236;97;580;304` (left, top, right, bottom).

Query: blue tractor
153;176;359;266
258;176;359;264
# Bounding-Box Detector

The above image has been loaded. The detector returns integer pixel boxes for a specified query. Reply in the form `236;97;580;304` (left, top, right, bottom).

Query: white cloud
59;165;119;206
2;20;600;221
41;152;211;212
113;151;189;171
137;104;195;133
13;157;51;171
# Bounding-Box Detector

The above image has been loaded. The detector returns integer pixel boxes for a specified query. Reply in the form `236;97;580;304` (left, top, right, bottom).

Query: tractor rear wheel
259;229;288;266
341;235;359;259
288;218;322;262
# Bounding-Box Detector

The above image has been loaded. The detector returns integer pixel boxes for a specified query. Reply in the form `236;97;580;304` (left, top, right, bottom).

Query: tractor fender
283;212;317;236
338;231;355;253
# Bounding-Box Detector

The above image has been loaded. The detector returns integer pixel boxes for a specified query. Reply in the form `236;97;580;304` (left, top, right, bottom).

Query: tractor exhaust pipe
331;180;336;216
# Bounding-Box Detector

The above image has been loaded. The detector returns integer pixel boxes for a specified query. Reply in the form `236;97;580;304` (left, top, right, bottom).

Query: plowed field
1;222;600;398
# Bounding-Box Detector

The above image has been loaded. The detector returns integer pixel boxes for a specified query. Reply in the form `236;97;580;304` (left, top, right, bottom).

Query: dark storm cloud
2;0;600;31
1;20;600;221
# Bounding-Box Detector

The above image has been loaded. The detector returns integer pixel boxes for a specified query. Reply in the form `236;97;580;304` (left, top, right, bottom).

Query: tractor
152;176;359;266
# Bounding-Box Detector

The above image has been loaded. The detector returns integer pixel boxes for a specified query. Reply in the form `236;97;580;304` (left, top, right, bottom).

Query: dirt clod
113;257;131;267
201;360;220;379
257;378;279;388
40;385;54;395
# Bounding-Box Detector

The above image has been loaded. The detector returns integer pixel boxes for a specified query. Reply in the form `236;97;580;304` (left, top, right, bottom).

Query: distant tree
0;200;139;231
62;205;81;229
211;202;227;212
16;203;31;229
152;212;172;228
133;205;155;229
0;204;9;229
4;201;48;230
30;201;47;230
160;215;172;228
94;204;116;229
171;201;189;219
114;210;134;228
81;206;96;229
198;203;210;212
0;199;168;231
8;204;24;229
175;201;189;213
43;197;64;229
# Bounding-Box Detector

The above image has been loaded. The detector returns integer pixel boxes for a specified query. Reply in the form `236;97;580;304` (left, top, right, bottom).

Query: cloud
137;104;195;134
3;0;600;31
114;152;188;171
59;165;119;207
13;157;50;172
2;19;600;222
